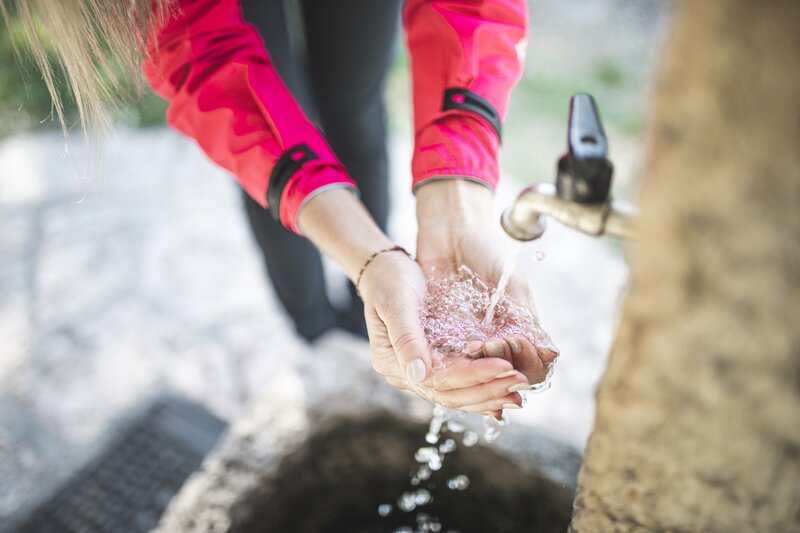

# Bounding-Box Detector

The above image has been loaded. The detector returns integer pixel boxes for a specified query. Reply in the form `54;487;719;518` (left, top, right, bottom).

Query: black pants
241;0;401;340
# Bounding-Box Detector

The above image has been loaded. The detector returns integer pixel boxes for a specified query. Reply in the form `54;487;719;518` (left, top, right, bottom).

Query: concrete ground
0;127;628;527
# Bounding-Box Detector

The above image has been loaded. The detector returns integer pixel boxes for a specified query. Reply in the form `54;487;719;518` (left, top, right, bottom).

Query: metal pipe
501;183;638;241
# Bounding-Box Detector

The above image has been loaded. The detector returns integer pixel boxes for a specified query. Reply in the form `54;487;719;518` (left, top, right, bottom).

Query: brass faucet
501;93;638;242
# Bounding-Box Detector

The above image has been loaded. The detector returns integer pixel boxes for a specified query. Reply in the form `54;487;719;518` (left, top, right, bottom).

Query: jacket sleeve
142;0;357;233
403;0;528;191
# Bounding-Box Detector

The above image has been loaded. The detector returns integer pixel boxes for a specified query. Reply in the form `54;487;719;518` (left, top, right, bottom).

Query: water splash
418;264;556;367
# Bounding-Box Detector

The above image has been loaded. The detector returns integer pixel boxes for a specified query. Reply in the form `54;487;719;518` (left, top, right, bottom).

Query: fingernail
406;359;427;384
495;370;518;379
507;337;522;355
484;340;504;358
537;344;560;363
465;340;483;355
507;382;529;393
543;340;560;356
502;403;522;410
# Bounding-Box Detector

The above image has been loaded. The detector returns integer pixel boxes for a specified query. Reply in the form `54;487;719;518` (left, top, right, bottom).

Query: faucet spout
501;93;638;243
501;183;637;241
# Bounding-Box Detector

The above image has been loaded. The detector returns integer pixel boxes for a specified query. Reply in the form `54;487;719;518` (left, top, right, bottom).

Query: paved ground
0;0;668;526
0;127;629;527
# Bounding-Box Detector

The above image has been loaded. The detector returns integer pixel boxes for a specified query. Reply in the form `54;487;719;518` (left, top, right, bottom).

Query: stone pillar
571;1;800;531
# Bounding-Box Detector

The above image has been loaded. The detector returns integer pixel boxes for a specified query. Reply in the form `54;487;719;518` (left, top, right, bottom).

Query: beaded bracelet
355;245;412;297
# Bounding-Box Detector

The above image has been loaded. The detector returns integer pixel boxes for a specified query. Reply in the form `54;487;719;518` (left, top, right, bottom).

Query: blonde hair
1;0;171;134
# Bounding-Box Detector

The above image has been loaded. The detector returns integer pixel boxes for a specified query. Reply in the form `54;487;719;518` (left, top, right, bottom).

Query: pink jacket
143;0;527;233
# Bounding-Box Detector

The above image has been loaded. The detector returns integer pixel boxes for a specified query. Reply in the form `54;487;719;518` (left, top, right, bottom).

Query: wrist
297;188;394;281
415;178;494;235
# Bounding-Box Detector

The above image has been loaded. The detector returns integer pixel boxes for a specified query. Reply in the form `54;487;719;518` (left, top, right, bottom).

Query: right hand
358;250;531;414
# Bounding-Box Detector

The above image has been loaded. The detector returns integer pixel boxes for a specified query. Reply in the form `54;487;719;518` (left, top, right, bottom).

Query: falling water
380;406;508;533
482;243;521;328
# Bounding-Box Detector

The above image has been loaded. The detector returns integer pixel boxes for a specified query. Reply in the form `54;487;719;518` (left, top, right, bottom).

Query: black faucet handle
556;93;614;204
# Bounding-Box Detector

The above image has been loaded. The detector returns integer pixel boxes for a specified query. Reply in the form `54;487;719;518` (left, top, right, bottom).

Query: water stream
380;406;507;533
482;243;521;328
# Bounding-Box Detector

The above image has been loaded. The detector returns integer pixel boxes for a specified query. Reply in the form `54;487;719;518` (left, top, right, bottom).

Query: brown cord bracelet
355;245;412;297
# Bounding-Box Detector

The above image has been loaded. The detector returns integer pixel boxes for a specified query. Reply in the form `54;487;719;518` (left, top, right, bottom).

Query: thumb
382;298;432;385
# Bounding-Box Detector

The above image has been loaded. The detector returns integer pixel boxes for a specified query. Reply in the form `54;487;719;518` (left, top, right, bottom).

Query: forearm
297;189;394;282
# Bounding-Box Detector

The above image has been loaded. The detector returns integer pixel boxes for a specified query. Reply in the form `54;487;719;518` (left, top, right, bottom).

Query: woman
4;0;557;417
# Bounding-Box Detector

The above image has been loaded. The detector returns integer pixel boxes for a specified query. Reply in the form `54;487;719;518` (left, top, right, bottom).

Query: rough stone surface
571;2;800;531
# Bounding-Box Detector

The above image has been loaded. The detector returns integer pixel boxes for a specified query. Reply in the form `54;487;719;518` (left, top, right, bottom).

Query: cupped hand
415;179;559;415
357;249;531;413
298;186;536;415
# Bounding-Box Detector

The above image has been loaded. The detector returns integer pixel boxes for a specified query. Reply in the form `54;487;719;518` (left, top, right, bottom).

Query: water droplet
485;429;500;442
535;250;546;261
398;492;417;512
417;466;432;480
439;438;456;454
415;447;439;464
447;475;470;491
378;503;393;517
446;420;465;433
462;431;478;447
414;489;432;506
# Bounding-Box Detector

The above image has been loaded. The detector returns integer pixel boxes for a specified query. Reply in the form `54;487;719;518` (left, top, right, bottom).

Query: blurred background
0;0;669;528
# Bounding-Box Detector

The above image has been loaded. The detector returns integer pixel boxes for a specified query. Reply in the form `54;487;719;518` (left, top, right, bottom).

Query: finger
536;342;560;365
366;307;404;379
428;356;514;391
483;338;512;363
465;340;484;359
432;371;528;407
507;334;550;384
383;375;408;390
483;409;504;421
459;392;523;413
380;297;432;386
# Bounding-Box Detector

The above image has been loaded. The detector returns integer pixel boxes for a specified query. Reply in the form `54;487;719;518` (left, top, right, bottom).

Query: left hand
415;179;559;417
357;247;530;414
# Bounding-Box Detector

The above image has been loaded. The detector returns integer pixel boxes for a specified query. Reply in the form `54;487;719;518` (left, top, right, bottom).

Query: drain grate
13;396;227;533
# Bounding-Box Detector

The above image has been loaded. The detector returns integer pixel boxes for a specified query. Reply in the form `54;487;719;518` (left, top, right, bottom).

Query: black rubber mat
13;396;227;533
